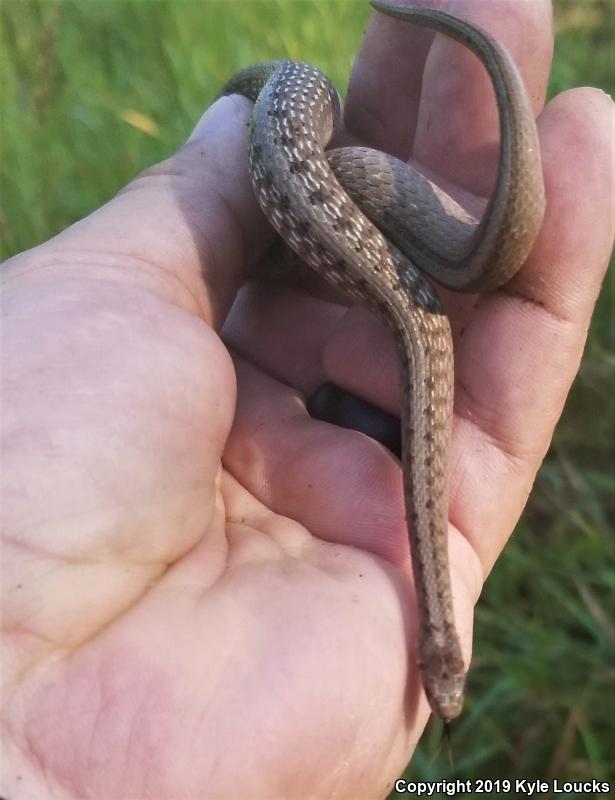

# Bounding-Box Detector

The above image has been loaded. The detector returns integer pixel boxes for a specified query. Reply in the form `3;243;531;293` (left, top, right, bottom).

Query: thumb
10;95;269;330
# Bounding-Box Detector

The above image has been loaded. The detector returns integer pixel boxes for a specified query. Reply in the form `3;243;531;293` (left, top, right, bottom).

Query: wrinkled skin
2;1;614;798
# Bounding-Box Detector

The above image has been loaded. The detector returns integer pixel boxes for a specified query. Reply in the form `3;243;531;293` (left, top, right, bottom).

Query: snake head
419;633;466;721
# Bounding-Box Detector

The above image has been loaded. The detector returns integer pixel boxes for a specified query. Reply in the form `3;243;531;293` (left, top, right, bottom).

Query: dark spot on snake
296;220;311;237
309;188;326;205
279;194;291;211
337;215;352;231
289;159;309;175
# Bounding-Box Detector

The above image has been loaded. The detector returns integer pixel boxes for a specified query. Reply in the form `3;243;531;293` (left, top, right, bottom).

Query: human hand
2;1;613;799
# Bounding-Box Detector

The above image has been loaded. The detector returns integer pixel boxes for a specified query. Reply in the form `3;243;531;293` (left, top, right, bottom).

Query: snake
220;0;545;720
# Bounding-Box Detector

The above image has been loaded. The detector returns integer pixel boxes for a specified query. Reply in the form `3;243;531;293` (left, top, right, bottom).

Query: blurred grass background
1;0;613;791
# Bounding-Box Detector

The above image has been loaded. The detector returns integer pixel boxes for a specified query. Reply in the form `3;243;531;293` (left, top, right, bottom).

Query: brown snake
221;1;545;720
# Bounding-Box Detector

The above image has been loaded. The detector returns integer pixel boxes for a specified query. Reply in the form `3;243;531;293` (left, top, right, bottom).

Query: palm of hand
4;272;431;798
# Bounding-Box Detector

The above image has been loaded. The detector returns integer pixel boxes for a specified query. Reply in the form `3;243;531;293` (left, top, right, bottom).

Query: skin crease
1;1;613;799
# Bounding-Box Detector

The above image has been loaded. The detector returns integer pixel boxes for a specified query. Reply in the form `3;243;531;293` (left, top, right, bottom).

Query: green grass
1;0;613;791
0;0;370;256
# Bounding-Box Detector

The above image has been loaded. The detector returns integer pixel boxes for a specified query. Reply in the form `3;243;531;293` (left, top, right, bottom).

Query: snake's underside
221;1;545;720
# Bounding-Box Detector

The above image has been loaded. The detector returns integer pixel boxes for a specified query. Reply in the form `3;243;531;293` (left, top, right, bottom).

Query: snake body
221;1;544;720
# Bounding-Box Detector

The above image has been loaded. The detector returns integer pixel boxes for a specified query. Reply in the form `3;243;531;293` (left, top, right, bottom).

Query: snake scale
221;1;545;720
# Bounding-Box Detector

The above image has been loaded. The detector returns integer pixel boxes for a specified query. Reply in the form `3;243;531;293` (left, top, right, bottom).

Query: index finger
344;0;553;198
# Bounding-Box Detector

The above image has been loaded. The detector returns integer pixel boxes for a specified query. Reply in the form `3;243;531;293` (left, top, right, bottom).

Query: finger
413;0;553;195
222;283;406;456
508;88;615;320
222;281;345;396
344;0;553;197
223;355;409;566
4;97;270;330
451;86;615;569
343;0;448;157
